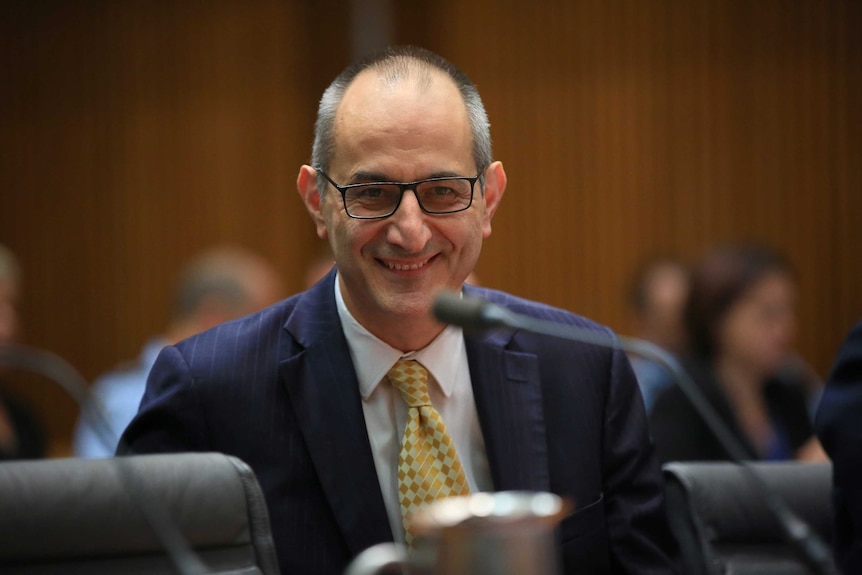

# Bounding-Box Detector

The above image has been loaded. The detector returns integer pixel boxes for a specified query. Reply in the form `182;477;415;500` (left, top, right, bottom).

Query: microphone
433;290;518;332
0;343;210;575
433;290;838;575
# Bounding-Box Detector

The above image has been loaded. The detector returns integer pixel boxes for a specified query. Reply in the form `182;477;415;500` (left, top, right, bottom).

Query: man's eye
357;186;385;199
430;186;456;196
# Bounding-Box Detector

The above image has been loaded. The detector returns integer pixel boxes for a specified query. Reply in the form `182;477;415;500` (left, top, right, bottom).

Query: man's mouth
384;257;431;271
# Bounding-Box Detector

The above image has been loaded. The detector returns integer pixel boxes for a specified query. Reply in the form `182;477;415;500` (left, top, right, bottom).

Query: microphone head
432;290;511;332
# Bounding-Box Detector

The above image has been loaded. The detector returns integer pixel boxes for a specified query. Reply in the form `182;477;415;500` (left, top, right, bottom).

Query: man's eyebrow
350;171;389;183
349;170;466;183
425;170;465;179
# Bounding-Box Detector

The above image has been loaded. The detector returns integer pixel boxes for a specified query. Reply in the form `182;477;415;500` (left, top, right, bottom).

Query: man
121;46;678;574
815;320;862;574
75;245;282;457
627;257;690;412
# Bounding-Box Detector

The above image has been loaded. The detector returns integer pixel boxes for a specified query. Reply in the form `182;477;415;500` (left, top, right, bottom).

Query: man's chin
377;292;434;319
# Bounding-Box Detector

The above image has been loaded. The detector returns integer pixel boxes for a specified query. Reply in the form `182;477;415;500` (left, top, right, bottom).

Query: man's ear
480;161;507;238
297;165;328;240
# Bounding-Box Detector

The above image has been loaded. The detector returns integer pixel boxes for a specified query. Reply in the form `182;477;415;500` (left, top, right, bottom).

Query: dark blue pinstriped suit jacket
121;269;679;574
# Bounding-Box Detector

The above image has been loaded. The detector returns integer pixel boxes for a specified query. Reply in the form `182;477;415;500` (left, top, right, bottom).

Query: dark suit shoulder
170;292;305;372
816;320;862;438
815;320;862;575
469;286;614;335
816;321;862;441
826;320;862;385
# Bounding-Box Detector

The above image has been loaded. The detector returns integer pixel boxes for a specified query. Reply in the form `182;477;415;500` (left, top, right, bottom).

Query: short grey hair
311;45;492;197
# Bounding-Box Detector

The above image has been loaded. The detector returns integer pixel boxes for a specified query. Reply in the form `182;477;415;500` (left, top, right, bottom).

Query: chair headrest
663;461;833;543
0;452;258;562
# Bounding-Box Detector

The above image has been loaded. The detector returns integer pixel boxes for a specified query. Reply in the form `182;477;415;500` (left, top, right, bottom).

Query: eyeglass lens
345;179;473;217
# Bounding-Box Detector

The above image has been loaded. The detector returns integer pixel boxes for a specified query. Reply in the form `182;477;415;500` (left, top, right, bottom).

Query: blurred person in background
627;256;690;412
0;244;46;460
73;245;283;457
649;243;826;464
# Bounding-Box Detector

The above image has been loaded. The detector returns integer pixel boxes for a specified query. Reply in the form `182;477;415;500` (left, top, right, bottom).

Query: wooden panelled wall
1;1;860;455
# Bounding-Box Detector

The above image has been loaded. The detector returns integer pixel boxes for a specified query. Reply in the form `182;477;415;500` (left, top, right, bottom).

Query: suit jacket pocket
558;493;611;573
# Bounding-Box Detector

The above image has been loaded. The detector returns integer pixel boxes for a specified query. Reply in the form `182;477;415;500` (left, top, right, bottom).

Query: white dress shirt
334;276;493;542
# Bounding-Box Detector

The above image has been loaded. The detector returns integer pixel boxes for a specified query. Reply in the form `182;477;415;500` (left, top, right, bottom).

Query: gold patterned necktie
387;359;471;546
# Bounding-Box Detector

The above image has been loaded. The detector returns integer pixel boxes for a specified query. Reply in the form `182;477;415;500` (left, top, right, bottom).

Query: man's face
299;69;504;342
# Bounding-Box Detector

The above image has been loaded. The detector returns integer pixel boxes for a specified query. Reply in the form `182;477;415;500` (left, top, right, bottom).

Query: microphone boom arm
434;292;837;575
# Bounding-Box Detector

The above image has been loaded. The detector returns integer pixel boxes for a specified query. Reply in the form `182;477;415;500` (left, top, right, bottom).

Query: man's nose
387;190;431;251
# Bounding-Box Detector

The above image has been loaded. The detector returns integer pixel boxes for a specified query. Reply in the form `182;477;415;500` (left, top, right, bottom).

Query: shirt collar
334;272;465;400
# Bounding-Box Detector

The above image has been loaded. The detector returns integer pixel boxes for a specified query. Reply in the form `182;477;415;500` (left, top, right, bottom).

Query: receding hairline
336;61;467;126
340;45;477;96
312;45;493;188
362;53;445;91
327;63;473;175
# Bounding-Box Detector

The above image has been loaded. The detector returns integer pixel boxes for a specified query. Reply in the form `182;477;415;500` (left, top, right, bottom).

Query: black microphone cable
433;291;838;575
0;343;210;575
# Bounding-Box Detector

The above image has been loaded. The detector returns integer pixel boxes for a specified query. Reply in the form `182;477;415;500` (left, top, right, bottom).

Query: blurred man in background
73;245;282;457
0;244;46;460
627;256;690;412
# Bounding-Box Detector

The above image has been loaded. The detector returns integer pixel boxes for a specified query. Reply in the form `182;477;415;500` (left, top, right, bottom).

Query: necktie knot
387;359;431;408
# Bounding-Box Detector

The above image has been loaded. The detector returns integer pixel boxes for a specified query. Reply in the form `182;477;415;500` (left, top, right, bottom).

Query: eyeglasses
315;168;483;220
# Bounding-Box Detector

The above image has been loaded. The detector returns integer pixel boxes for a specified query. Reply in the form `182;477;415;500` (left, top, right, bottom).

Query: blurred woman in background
649;243;826;463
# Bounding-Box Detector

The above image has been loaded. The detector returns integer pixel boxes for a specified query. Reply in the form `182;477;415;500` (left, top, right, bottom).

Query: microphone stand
436;293;838;575
0;343;210;575
617;338;836;575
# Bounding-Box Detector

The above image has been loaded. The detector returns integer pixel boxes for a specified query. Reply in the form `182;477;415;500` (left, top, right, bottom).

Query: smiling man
121;46;679;574
297;53;503;353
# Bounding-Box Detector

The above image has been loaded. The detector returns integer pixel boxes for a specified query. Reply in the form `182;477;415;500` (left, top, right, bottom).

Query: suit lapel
466;327;550;493
274;278;550;553
279;272;393;555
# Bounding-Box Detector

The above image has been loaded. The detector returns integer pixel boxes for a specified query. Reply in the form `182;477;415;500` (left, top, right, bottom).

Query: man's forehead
340;65;459;110
327;65;473;173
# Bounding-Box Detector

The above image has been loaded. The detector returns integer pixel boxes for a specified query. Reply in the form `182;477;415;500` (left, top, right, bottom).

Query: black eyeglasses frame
314;168;484;220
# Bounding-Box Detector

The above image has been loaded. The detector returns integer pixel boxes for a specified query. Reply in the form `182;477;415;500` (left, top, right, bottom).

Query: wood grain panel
2;0;860;455
0;0;349;454
399;0;862;377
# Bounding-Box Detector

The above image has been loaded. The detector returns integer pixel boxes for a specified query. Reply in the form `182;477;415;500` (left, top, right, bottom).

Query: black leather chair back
663;461;833;575
0;452;280;574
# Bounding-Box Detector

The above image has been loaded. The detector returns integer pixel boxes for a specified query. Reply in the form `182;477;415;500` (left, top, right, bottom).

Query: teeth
387;258;429;271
